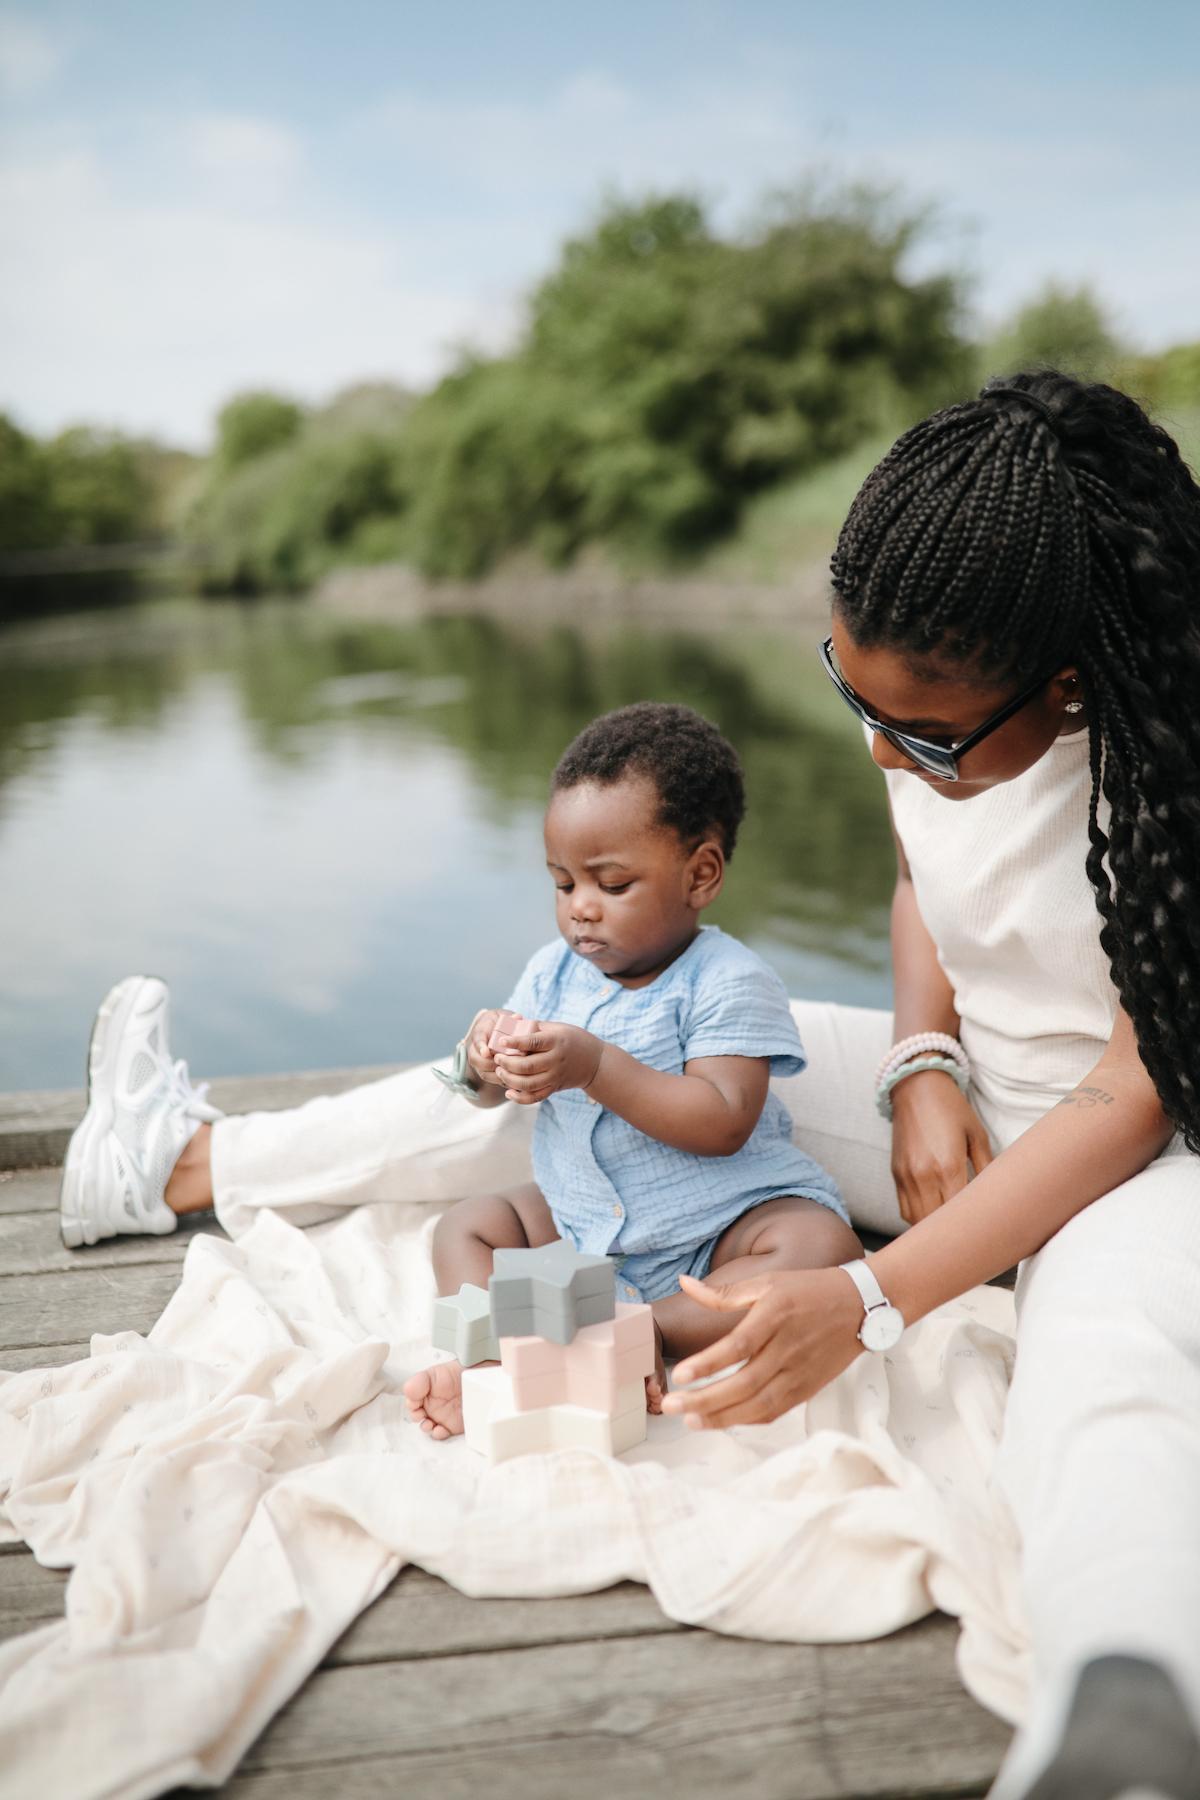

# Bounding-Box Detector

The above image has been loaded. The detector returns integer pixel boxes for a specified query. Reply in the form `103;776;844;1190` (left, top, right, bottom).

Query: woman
61;372;1200;1798
662;372;1200;1799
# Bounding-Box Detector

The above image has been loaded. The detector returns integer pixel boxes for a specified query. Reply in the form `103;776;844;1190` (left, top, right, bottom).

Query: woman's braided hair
830;370;1200;1149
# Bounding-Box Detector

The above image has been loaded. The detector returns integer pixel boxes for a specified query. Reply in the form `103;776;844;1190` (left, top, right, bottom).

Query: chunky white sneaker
60;976;222;1248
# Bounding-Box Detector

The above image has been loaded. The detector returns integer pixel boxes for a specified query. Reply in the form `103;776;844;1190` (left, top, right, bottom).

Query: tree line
3;184;1198;595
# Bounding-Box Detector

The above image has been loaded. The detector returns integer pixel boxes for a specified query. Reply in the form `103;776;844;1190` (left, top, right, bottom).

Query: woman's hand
660;1267;864;1429
890;1070;993;1224
493;1021;603;1104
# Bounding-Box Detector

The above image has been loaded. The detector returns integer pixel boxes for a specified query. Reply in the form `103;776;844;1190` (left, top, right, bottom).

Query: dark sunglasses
818;636;1051;780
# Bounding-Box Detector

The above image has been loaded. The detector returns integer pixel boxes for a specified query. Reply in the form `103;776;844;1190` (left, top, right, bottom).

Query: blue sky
2;0;1197;447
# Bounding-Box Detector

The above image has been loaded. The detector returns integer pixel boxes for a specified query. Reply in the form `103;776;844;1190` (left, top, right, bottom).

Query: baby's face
543;775;722;988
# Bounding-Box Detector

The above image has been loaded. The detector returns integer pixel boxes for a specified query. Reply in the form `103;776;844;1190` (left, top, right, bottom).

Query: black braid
831;370;1200;1150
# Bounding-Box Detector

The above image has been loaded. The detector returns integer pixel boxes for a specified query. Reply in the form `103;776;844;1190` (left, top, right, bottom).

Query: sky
2;0;1197;449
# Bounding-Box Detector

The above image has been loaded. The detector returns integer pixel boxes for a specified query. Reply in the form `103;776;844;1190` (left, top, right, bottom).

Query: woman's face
829;614;1084;800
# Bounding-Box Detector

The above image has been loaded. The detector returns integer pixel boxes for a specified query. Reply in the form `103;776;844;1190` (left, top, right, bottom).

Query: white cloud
184;113;304;205
0;11;64;94
0;68;1196;447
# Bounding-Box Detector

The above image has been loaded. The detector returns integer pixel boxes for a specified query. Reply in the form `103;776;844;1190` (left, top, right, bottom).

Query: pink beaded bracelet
875;1031;969;1088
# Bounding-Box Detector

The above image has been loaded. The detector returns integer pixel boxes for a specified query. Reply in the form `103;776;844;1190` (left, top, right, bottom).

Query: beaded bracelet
875;1031;969;1089
876;1054;970;1121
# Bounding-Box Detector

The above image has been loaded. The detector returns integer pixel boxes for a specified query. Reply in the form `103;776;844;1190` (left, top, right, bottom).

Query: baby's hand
464;1008;505;1085
494;1021;604;1104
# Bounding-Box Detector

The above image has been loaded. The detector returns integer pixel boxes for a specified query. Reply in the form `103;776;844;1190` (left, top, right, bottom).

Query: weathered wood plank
0;1197;220;1274
0;1547;67;1632
331;1568;684;1665
0;1341;91;1372
0;1068;403;1171
0;1262;181;1349
0;1552;681;1662
216;1624;1009;1799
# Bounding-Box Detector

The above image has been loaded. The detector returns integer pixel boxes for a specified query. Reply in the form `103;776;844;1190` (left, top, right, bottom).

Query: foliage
212;391;305;474
985;281;1122;382
400;186;973;576
0;415;172;552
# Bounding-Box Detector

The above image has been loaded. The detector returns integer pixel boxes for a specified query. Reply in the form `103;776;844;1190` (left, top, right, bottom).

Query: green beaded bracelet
876;1053;970;1121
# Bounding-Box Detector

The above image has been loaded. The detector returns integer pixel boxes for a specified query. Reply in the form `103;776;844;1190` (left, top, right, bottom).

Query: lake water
0;595;895;1091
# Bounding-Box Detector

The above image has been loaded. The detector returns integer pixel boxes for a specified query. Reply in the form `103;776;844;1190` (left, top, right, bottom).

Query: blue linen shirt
503;925;847;1300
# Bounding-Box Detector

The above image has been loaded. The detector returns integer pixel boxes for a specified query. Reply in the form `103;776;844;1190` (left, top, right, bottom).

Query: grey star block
431;1283;499;1366
488;1240;616;1346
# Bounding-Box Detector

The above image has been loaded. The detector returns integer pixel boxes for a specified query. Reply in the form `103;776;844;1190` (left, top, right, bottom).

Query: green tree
0;415;56;551
41;427;154;545
213;391;305;474
986;282;1122;382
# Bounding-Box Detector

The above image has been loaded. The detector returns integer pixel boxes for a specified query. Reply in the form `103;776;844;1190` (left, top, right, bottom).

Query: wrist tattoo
1057;1085;1115;1111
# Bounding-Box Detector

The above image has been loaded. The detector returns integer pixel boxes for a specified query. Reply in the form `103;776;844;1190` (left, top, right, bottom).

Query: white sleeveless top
885;727;1118;1102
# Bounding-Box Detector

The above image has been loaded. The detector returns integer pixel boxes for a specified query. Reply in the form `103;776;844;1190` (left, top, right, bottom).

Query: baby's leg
653;1196;861;1364
404;1182;557;1439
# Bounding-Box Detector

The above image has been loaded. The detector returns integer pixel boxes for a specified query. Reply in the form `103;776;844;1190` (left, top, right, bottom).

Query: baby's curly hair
551;702;746;859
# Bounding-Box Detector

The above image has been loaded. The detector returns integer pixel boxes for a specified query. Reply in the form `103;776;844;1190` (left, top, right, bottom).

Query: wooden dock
0;1072;1012;1798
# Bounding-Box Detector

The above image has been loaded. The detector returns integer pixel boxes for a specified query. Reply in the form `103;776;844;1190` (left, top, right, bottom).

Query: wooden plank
0;1068;403;1171
0;1548;67;1633
220;1623;1009;1799
0;1554;680;1661
1;1341;91;1372
331;1568;684;1665
0;1262;180;1350
0;1167;58;1216
0;1199;219;1275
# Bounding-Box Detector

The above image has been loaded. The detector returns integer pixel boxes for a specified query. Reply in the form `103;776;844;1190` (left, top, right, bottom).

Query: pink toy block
499;1301;655;1414
488;1010;532;1051
462;1365;647;1464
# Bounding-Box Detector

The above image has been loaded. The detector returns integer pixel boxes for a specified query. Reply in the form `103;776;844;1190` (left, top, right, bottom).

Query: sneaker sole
60;975;167;1248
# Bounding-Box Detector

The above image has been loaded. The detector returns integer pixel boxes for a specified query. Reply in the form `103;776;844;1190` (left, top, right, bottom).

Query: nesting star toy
436;1240;655;1463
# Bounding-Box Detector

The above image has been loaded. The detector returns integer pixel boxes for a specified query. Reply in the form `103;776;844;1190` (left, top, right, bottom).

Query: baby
404;701;860;1437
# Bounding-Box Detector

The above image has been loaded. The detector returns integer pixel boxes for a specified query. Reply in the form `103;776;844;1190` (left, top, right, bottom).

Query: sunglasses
818;636;1051;781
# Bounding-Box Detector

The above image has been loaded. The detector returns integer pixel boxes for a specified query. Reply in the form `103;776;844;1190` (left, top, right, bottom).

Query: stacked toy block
433;1239;655;1463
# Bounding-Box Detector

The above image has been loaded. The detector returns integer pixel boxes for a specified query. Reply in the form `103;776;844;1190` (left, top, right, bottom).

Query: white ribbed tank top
885;727;1118;1102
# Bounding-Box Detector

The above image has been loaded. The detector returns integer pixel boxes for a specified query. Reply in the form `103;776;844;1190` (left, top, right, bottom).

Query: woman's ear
1050;666;1085;717
687;839;726;910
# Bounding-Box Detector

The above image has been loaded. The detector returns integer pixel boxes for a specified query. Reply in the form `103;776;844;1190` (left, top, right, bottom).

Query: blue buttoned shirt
502;925;847;1300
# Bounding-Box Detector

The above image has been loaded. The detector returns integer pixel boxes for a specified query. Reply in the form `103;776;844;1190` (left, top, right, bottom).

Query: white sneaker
60;976;222;1248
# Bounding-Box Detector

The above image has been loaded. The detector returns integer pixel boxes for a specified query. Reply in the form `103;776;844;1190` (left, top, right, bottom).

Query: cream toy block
462;1365;647;1464
500;1302;655;1413
488;1239;616;1345
431;1283;498;1367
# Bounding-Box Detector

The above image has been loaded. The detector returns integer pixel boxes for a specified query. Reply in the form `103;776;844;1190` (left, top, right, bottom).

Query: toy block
462;1365;647;1464
487;1010;531;1050
500;1302;655;1413
431;1283;498;1366
489;1239;615;1345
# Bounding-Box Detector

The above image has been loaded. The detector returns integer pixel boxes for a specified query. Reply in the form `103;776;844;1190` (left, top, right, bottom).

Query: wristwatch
839;1258;905;1352
432;1037;490;1107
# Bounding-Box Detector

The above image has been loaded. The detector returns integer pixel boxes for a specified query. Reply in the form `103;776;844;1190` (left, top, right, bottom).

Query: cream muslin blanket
0;1066;1026;1800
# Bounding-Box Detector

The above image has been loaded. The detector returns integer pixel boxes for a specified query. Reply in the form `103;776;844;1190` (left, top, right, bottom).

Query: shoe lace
165;1057;220;1122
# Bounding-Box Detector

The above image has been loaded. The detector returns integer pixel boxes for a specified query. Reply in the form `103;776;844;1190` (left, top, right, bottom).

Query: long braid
831;370;1200;1150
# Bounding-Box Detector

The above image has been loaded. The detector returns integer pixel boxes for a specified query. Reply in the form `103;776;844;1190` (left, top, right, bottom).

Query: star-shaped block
431;1283;498;1367
462;1365;647;1464
489;1239;616;1345
500;1302;654;1414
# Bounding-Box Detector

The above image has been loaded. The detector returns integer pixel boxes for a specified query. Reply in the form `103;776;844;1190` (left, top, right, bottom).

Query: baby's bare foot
645;1324;667;1415
403;1359;467;1440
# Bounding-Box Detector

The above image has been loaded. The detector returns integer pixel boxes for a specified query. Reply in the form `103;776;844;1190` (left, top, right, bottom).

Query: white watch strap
840;1258;887;1314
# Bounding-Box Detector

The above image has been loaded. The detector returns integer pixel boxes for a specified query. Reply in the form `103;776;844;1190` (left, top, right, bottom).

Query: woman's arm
662;1009;1173;1427
887;799;996;1219
874;1006;1174;1324
495;1021;769;1157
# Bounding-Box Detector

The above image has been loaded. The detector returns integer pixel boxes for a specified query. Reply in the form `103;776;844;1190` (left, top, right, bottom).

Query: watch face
860;1303;905;1352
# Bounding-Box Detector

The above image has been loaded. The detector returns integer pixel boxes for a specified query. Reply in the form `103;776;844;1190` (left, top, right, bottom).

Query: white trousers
212;999;1200;1738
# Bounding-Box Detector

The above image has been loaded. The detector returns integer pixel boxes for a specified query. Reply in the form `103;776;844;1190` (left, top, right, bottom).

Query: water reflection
0;598;894;1088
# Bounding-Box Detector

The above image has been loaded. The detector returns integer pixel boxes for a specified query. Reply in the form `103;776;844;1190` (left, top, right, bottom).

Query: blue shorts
608;1187;851;1304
